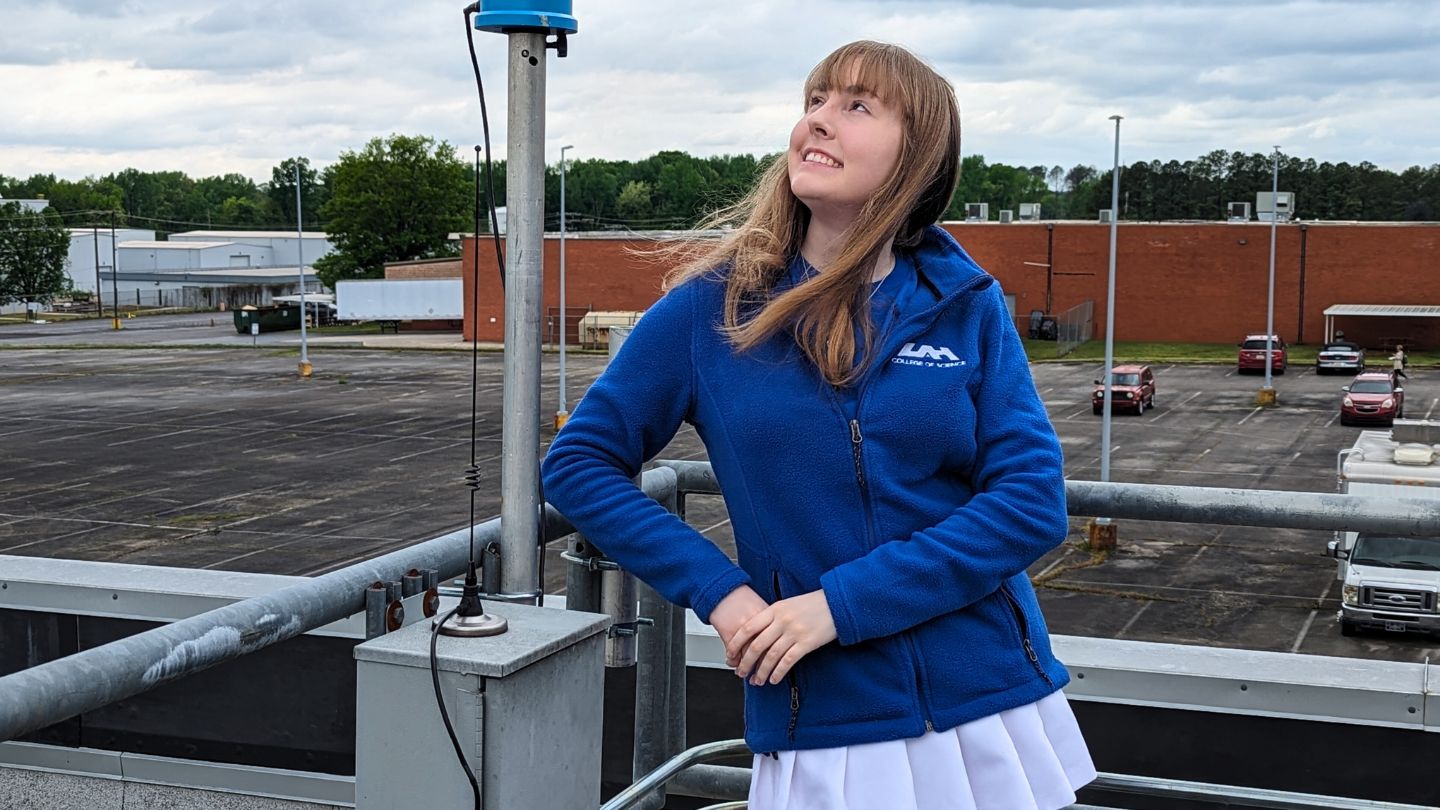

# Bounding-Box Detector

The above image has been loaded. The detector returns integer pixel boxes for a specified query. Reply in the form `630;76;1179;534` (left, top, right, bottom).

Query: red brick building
462;222;1440;349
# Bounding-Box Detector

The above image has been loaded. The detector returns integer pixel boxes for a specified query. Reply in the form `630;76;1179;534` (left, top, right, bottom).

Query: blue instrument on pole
473;0;578;33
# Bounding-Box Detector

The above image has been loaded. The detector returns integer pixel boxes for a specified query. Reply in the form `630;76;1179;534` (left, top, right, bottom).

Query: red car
1340;371;1405;426
1092;364;1156;415
1238;334;1288;374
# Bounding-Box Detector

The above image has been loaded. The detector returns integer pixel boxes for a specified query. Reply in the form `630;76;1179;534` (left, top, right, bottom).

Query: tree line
3;140;1438;297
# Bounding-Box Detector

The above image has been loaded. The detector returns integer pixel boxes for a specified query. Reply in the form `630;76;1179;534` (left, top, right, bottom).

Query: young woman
543;40;1095;810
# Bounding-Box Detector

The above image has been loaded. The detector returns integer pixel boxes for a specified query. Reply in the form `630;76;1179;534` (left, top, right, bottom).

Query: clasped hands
710;584;838;686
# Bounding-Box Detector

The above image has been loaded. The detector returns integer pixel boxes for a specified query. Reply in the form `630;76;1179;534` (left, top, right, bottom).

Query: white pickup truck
1328;422;1440;637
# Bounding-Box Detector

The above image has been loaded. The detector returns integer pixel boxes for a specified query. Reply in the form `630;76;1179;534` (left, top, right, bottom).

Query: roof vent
1393;444;1436;466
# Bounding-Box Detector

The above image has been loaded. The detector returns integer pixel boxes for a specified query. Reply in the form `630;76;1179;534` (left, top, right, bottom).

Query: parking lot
0;341;1434;664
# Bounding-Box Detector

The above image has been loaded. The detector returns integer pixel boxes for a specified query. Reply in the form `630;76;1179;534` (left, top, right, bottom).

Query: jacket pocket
998;581;1056;688
772;570;803;742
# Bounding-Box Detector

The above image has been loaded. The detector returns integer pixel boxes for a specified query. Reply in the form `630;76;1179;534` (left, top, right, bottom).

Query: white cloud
0;0;1436;181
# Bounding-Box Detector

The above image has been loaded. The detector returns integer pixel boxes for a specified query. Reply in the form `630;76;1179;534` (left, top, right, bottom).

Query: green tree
267;157;328;228
0;202;70;316
313;134;471;289
615;180;654;221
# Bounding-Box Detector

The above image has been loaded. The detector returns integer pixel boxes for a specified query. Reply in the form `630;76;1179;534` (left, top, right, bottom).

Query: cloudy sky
2;0;1437;183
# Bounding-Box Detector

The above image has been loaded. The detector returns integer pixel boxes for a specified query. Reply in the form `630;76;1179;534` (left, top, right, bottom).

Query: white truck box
335;279;463;321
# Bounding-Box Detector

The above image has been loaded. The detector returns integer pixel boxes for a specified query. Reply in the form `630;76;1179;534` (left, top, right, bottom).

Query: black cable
430;605;481;810
465;4;506;289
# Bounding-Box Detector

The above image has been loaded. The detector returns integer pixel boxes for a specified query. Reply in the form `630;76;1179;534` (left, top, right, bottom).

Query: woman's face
788;66;905;225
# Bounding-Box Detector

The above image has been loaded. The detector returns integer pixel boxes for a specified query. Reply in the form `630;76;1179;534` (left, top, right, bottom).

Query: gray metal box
354;602;608;810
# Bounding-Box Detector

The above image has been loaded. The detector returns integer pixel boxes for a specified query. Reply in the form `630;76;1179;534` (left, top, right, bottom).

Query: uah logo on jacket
892;342;966;368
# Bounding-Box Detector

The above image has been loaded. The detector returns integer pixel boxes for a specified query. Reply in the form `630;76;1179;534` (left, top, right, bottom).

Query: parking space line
1325;412;1339;427
1116;600;1153;638
1236;406;1263;426
1291;579;1335;653
1427;398;1439;420
0;481;91;504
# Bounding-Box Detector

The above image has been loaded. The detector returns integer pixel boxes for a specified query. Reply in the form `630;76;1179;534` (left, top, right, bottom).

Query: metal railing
7;461;1440;808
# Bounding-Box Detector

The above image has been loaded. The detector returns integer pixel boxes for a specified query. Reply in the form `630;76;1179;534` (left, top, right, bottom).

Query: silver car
1317;342;1365;375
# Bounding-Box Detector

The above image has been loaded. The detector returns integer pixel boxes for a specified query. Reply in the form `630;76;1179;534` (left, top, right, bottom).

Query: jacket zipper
847;415;935;733
824;273;995;739
772;570;802;742
999;584;1055;688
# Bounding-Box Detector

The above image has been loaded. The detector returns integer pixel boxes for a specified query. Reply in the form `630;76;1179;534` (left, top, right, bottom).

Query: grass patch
1023;339;1440;368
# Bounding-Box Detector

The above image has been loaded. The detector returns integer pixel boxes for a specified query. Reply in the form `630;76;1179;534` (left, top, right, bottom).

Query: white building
0;196;49;213
118;240;275;272
167;230;334;267
64;228;156;293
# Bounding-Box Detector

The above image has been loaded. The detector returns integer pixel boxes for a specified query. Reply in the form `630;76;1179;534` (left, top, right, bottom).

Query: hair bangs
804;43;909;115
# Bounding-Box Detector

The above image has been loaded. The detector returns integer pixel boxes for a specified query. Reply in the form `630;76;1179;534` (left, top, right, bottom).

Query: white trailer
1328;422;1440;637
335;279;463;322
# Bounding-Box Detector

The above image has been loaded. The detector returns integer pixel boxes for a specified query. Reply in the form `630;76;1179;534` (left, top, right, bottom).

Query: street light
296;160;312;378
555;144;575;430
1259;145;1280;405
1091;114;1123;552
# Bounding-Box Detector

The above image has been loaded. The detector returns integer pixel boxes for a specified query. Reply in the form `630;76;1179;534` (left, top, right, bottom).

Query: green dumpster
233;304;302;334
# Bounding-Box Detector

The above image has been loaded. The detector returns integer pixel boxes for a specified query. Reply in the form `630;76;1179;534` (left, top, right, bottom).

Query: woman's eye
850;100;870;113
808;95;825;108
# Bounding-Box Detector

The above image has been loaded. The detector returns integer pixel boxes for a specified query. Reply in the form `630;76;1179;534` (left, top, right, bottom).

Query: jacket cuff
819;568;862;646
691;566;752;625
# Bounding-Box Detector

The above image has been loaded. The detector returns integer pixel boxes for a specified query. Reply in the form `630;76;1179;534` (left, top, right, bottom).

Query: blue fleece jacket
541;225;1071;752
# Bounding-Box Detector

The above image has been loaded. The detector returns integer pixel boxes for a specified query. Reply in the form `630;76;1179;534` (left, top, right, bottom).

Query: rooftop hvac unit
999;210;1014;223
964;203;989;222
1098;209;1114;223
1018;203;1041;220
1227;202;1251;221
1255;192;1296;222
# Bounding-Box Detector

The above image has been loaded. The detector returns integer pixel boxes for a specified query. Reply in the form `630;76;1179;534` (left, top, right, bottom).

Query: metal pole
557;143;574;427
497;31;548;603
1100;115;1122;486
109;211;120;330
1263;145;1279;395
296;161;311;377
91;222;101;315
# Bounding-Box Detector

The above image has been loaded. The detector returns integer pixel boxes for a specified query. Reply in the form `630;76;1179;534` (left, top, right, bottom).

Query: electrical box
1227;202;1252;221
999;210;1014;223
1099;209;1114;223
353;602;608;810
1255;192;1296;222
964;203;989;222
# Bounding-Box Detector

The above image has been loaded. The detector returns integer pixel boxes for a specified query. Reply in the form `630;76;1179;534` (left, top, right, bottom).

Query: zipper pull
849;419;866;490
1024;638;1039;663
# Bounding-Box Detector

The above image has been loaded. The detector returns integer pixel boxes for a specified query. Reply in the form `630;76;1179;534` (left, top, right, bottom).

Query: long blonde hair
665;41;962;386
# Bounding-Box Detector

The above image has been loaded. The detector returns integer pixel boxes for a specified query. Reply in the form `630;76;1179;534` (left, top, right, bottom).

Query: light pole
296;161;312;378
1091;114;1123;551
109;211;121;330
1259;145;1280;405
556;144;574;430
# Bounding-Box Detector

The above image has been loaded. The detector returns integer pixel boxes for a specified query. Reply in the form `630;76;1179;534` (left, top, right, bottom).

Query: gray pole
498;32;548;603
109;211;121;330
1100;115;1122;486
558;144;574;423
91;223;101;315
296;161;311;376
1263;146;1279;394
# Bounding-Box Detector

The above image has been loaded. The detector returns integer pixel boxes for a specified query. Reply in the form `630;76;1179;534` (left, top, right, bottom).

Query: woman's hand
728;590;838;686
708;585;769;652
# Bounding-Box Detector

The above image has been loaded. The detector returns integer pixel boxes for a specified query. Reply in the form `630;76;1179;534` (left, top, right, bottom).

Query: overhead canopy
1323;304;1440;318
1322;304;1440;344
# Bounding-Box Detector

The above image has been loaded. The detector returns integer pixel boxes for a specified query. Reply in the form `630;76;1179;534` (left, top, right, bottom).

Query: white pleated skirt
749;690;1096;810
